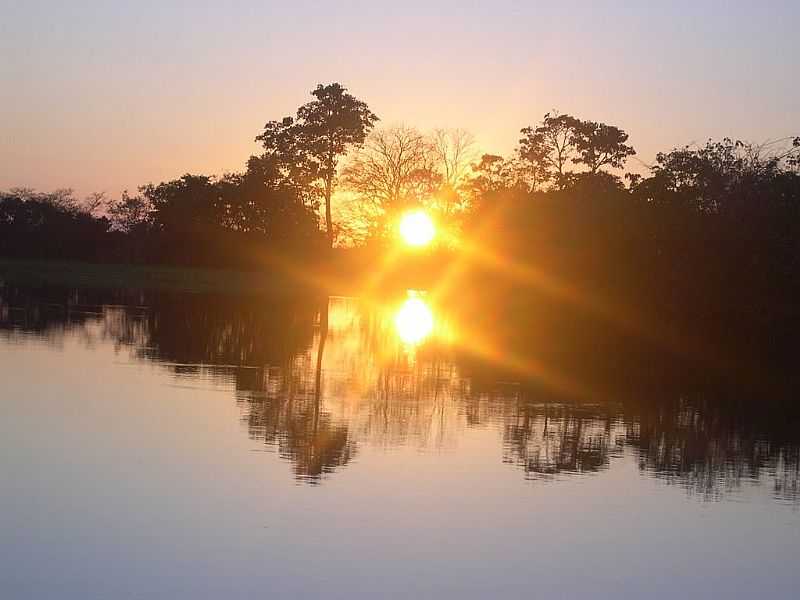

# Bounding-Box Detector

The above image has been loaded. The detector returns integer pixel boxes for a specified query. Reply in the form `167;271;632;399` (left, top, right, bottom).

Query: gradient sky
1;0;798;197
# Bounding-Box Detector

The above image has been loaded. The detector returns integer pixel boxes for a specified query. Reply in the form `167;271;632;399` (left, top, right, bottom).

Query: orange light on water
394;296;434;344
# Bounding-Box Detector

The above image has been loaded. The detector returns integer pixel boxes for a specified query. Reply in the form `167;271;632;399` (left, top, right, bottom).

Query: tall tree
257;83;378;248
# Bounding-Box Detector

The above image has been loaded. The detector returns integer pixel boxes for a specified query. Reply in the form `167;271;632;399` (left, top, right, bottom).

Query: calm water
1;285;798;599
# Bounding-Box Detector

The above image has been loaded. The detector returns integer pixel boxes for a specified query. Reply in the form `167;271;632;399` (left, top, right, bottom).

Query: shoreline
0;258;315;296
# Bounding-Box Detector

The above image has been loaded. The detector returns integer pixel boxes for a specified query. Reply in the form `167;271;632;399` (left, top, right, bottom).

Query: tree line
2;81;799;278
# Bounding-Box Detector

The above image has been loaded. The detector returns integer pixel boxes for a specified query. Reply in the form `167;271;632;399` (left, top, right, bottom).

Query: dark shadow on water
1;283;798;501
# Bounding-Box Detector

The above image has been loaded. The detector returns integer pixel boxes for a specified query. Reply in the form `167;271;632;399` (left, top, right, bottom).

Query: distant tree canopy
118;166;322;266
0;155;323;267
0;189;112;261
635;138;800;215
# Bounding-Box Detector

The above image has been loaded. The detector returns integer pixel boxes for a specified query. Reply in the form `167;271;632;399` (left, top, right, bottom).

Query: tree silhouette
430;128;478;214
108;190;152;233
254;117;322;211
468;154;529;196
257;83;378;248
635;138;791;213
789;137;800;170
571;120;635;174
341;125;440;237
0;190;112;261
519;111;580;188
518;112;634;188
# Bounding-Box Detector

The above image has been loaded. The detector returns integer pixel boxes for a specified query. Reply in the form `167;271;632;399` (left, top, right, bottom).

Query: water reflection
1;284;798;501
394;293;434;345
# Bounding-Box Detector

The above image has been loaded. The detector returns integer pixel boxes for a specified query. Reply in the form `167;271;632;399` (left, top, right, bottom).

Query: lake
1;285;798;599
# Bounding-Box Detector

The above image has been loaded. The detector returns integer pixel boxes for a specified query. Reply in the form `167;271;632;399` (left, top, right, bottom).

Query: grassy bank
0;252;452;297
0;258;314;296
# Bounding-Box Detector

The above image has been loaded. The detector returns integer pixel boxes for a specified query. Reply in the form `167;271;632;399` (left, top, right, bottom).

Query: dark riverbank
0;250;453;297
0;258;311;296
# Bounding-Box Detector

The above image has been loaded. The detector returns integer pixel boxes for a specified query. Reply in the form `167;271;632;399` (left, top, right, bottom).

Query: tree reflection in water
1;284;798;500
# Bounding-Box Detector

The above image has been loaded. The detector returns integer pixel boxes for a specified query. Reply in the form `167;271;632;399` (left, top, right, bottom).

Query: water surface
1;286;798;599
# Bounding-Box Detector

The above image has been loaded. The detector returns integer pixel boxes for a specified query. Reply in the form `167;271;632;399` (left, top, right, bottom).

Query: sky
1;0;798;198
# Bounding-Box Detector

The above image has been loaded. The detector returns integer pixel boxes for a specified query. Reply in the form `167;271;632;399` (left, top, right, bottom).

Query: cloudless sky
1;0;798;197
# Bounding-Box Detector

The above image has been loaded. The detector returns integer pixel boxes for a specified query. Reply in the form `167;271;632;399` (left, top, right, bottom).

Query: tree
519;112;580;188
257;83;378;248
0;189;111;261
254;117;322;211
431;128;478;215
82;191;109;217
431;129;477;188
143;174;219;233
514;139;553;193
518;112;635;189
571;120;635;174
467;154;530;196
7;187;86;213
634;137;800;215
785;137;800;171
341;126;439;238
108;191;152;233
637;139;748;213
216;165;320;240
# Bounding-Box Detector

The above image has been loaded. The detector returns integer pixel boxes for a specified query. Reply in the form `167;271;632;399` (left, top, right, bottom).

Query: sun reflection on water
394;295;434;345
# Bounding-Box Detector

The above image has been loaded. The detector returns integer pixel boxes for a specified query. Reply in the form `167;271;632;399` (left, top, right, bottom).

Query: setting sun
399;210;435;247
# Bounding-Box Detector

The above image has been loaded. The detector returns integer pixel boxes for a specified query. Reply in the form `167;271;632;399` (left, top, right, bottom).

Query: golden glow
394;296;434;344
399;210;435;247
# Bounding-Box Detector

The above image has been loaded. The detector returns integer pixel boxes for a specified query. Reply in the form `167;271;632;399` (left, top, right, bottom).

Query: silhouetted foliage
519;112;581;188
341;125;440;239
517;111;636;190
0;189;113;261
468;154;530;197
107;190;152;234
340;126;483;240
256;83;378;247
571;119;635;174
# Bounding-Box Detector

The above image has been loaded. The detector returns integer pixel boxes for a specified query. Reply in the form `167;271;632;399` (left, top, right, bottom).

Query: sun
399;210;435;247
